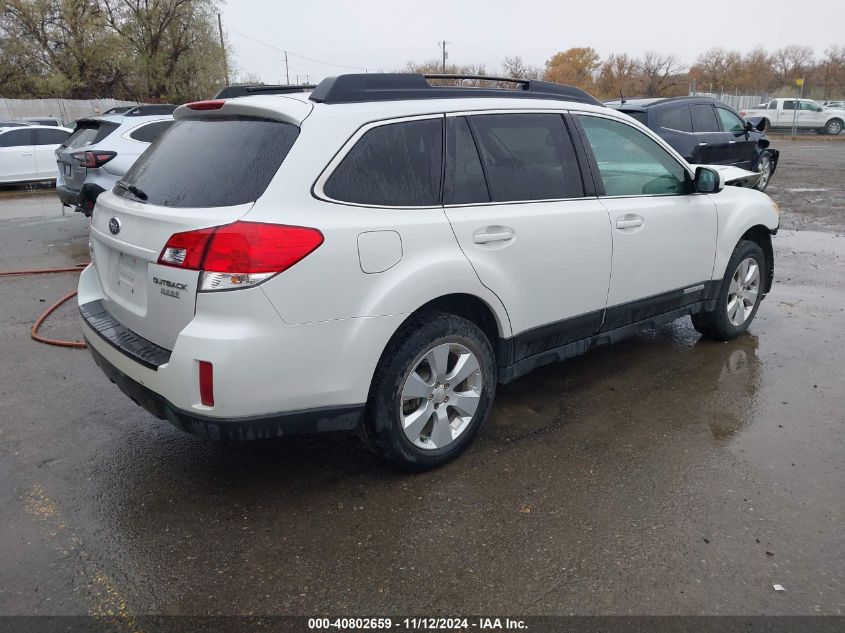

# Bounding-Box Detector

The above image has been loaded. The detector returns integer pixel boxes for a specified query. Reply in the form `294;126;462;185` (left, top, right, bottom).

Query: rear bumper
86;341;364;441
57;183;105;214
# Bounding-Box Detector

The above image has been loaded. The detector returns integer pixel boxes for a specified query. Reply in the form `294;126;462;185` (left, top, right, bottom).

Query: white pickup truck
740;98;844;135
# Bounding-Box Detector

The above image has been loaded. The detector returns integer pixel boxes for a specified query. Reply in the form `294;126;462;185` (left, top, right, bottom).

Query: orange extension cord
0;263;89;348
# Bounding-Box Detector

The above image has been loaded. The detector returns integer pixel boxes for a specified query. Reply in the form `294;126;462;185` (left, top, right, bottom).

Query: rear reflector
199;361;214;406
186;100;225;111
157;222;324;291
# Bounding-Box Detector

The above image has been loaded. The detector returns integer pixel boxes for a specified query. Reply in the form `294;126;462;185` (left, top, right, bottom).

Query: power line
226;26;388;72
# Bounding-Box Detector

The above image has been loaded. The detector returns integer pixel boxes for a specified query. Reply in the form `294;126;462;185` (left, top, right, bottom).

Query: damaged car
605;96;778;191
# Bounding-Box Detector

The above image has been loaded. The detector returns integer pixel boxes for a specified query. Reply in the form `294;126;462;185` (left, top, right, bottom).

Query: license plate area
113;252;142;304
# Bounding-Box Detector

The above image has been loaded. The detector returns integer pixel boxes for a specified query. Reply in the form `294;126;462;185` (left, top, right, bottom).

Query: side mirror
744;121;754;132
694;166;724;194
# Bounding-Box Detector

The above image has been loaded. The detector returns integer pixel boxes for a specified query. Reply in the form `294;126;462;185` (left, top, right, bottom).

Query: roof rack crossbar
308;73;604;107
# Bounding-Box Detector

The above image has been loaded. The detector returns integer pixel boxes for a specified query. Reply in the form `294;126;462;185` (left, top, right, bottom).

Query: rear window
118;116;298;208
655;106;692;132
62;121;119;149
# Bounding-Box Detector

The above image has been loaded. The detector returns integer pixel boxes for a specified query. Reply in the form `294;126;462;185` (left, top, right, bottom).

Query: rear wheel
692;240;765;340
363;312;496;472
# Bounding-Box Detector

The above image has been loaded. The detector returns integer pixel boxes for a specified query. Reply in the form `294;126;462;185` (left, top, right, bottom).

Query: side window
768;101;777;110
468;113;583;202
129;121;173;143
32;128;71;145
324;118;442;206
799;101;819;112
783;100;796;110
0;129;33;147
578;115;690;197
655;106;692;132
690;105;720;133
444;117;489;205
716;108;745;133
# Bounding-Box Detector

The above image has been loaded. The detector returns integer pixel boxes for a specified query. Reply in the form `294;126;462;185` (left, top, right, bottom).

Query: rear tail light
157;221;324;292
198;361;214;406
72;150;116;168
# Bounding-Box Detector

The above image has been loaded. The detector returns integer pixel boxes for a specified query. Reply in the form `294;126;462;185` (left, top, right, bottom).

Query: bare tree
501;56;542;80
637;52;686;97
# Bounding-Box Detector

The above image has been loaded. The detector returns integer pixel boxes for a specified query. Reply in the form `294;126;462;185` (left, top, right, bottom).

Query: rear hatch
57;119;120;190
88;107;303;350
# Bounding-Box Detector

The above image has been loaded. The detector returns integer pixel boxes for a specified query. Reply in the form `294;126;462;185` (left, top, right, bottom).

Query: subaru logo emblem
109;217;121;235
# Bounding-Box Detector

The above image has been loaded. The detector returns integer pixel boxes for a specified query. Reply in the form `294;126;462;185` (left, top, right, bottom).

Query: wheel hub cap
727;257;761;327
399;342;483;450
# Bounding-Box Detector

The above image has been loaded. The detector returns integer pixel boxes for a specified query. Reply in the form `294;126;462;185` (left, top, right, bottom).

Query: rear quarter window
655;106;692;132
128;120;173;143
323;118;443;207
118;116;298;208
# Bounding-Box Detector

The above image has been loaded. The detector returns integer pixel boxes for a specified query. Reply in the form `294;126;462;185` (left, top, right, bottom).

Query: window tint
656;105;693;132
324;118;442;206
118;116;298;208
623;111;649;125
468;113;583;202
0;129;32;147
444;117;489;205
32;128;71;145
128;120;173;143
62;121;119;149
716;108;745;133
783;100;796;110
768;102;777;110
799;101;819;111
691;105;720;132
578;115;689;197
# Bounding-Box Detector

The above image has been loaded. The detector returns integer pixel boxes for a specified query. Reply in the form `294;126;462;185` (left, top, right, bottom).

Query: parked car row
0;125;73;184
77;73;779;470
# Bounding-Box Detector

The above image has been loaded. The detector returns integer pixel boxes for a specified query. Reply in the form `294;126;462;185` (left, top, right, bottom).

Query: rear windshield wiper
115;180;148;201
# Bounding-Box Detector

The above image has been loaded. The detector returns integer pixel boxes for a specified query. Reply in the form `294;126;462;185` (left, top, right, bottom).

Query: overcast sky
222;0;842;84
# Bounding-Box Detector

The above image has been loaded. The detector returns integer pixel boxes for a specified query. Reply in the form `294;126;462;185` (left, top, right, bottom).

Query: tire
753;152;773;191
825;118;843;136
363;311;496;472
692;240;766;340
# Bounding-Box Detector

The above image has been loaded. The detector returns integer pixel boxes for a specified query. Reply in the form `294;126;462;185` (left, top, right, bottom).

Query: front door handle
616;216;644;230
473;226;515;244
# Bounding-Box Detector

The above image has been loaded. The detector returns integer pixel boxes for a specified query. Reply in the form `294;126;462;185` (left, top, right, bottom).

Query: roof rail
309;73;603;106
124;104;178;116
214;84;317;99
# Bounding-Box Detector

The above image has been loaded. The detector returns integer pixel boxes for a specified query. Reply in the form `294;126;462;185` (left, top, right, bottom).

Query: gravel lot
0;140;843;618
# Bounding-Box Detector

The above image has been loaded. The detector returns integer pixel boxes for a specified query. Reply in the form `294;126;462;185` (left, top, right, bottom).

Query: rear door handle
616;217;644;229
473;226;515;244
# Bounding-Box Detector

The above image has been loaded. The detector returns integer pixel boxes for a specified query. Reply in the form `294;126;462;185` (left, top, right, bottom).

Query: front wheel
753;152;773;191
825;119;843;136
363;312;496;471
692;240;766;340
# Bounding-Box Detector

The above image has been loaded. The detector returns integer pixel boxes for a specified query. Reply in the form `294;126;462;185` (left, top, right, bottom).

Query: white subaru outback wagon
79;73;779;471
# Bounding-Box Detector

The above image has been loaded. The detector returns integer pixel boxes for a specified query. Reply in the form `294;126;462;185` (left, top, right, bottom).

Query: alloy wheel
756;154;771;189
399;342;483;450
727;257;761;327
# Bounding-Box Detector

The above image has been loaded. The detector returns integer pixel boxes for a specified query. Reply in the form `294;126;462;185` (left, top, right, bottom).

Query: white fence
0;98;139;125
692;92;766;111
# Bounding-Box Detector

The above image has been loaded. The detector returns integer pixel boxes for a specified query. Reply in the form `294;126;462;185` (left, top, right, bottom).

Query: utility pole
217;13;229;86
439;40;448;73
284;51;290;85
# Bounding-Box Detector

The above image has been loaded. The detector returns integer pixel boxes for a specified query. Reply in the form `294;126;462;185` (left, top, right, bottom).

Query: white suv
79;74;779;471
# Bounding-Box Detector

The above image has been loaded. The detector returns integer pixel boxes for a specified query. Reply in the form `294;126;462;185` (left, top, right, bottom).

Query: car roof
0;124;72;133
605;96;726;110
